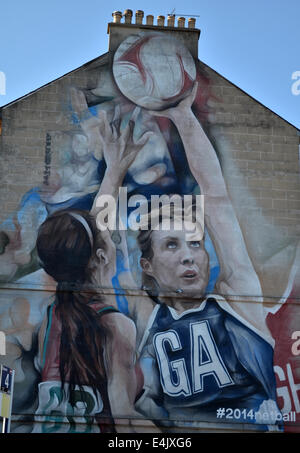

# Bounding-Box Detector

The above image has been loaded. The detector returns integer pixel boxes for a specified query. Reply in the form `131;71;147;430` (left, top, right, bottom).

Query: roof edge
200;59;299;132
0;52;109;111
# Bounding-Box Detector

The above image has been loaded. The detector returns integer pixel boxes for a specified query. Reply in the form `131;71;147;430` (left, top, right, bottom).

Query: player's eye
166;240;177;249
189;241;201;248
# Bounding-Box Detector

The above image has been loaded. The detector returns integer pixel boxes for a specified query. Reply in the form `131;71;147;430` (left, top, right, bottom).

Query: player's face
141;224;209;297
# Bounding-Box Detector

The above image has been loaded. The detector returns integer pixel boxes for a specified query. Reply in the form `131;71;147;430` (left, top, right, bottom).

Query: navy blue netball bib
138;297;281;428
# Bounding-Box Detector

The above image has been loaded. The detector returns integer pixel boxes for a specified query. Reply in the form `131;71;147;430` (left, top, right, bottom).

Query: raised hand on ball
147;82;198;122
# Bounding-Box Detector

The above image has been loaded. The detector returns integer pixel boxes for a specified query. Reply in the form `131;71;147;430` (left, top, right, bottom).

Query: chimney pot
188;17;196;28
123;9;133;24
135;10;144;25
177;16;185;27
167;15;175;27
146;15;154;25
112;11;122;23
157;15;165;26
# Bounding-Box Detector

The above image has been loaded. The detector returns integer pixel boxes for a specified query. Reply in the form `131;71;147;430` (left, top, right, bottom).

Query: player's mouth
180;270;198;280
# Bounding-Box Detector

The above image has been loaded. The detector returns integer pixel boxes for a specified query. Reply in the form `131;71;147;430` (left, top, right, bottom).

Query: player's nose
180;244;194;265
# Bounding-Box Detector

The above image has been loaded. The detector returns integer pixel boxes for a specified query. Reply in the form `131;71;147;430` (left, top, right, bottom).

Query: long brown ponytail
36;209;109;406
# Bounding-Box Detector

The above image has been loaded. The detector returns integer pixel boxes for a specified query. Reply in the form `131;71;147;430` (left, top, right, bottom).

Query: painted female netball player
33;108;155;433
67;86;282;430
118;84;282;430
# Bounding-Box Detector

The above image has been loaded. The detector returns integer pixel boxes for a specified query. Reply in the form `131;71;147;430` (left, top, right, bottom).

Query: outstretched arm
88;106;150;288
76;95;156;331
149;84;267;332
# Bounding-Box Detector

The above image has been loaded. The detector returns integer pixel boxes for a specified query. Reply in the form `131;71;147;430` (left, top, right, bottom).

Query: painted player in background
33;109;158;433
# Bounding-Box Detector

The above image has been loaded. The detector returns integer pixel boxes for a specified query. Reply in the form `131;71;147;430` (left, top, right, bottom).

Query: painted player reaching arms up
71;84;282;430
113;83;282;430
33;101;160;433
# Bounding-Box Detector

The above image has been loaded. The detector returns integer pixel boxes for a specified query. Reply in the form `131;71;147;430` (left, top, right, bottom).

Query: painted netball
113;33;196;110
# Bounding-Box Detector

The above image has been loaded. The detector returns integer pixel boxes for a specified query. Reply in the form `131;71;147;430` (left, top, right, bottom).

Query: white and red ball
113;33;196;110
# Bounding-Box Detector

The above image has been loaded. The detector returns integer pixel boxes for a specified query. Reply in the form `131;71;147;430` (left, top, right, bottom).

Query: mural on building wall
0;31;299;433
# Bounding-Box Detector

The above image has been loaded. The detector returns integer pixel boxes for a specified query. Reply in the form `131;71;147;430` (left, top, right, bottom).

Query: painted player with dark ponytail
33;104;155;433
36;210;118;422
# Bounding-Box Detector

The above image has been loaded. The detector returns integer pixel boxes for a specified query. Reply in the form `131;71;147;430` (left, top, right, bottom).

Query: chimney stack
107;9;200;58
188;18;196;29
167;15;175;27
157;16;165;27
135;10;144;25
110;10;198;29
146;15;154;25
112;11;122;23
123;9;133;24
177;17;185;28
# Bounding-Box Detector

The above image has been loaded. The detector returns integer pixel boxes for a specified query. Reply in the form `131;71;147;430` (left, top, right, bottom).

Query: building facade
0;10;299;433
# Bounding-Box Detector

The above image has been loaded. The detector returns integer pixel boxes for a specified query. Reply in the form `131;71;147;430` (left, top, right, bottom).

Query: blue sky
0;0;299;129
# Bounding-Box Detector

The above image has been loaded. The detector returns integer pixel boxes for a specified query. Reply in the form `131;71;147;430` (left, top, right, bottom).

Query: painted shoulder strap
96;305;120;318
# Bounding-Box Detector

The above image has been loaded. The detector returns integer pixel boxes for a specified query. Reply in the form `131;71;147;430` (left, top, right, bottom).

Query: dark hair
36;209;109;405
137;228;160;298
